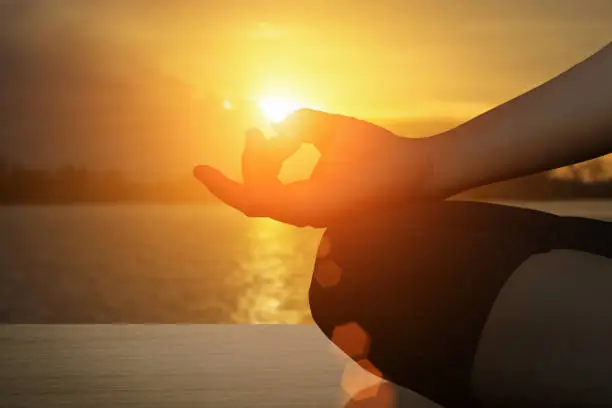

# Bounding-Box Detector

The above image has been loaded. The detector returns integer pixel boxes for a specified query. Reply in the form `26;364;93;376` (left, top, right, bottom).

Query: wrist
395;134;444;199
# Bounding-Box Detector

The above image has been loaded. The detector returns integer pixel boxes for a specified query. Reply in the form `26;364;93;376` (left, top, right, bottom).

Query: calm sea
1;201;611;324
0;204;321;324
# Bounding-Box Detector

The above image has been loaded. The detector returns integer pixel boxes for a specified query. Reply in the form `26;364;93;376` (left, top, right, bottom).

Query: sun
257;97;301;123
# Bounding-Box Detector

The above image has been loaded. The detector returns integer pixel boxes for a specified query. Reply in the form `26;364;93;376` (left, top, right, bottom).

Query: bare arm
427;41;612;198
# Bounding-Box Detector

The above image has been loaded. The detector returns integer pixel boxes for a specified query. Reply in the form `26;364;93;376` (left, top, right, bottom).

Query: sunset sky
1;1;611;179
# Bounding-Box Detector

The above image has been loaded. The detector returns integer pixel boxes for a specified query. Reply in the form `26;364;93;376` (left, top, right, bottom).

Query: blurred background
0;0;611;323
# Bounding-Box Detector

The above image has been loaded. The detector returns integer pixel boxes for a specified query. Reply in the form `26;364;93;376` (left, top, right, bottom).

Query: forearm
428;41;612;198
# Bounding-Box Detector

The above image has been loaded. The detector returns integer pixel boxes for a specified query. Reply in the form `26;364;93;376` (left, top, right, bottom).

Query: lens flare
258;98;301;122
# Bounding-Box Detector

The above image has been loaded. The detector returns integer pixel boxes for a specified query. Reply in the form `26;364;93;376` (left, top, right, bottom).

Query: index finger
273;109;344;153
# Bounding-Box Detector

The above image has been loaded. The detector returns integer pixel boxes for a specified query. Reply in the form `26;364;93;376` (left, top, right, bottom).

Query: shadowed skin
194;110;432;228
310;201;612;408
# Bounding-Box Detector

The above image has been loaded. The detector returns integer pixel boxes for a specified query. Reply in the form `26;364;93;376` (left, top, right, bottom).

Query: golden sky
62;0;612;117
1;1;611;177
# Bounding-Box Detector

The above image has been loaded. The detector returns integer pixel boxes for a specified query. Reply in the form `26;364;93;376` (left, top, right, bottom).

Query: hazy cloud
0;1;222;178
0;1;610;177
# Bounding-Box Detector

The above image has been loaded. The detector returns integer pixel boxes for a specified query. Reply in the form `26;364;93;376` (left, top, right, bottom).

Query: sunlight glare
258;97;301;123
222;100;233;110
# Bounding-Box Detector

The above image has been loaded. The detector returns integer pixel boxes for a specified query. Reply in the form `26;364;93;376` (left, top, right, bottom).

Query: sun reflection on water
232;217;314;324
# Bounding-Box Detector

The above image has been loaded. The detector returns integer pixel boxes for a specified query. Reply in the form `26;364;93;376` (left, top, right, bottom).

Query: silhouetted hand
194;109;433;227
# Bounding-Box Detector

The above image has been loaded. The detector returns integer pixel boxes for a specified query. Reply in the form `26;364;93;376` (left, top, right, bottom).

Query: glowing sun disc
258;98;301;122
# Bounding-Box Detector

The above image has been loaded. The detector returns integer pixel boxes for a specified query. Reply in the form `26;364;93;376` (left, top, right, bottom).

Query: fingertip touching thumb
274;108;337;150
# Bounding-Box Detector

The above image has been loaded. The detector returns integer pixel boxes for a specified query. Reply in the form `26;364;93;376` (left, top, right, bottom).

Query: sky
0;0;611;179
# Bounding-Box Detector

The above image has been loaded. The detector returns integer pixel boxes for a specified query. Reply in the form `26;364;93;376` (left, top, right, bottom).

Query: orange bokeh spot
356;359;383;378
314;259;342;288
317;234;332;259
332;322;371;359
344;382;397;408
351;382;380;402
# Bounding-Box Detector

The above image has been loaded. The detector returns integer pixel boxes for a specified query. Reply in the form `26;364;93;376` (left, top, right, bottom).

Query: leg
473;250;612;406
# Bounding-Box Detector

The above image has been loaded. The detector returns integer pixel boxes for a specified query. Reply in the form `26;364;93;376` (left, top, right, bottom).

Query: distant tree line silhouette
0;160;209;204
0;159;611;204
459;160;612;200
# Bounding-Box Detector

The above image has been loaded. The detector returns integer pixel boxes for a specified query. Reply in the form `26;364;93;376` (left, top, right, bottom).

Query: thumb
194;165;250;214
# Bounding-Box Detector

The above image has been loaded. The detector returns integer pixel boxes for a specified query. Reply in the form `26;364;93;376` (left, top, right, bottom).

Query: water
1;201;611;323
0;325;441;408
0;204;322;323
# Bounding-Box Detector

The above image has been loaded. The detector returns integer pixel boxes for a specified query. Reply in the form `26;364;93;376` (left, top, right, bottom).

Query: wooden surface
0;325;440;408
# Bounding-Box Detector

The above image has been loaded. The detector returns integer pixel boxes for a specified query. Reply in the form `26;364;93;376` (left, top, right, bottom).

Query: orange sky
63;1;612;118
1;1;611;178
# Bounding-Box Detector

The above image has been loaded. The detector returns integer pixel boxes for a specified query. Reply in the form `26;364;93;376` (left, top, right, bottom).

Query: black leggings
309;201;612;407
